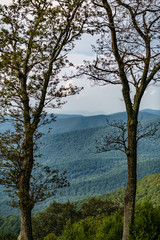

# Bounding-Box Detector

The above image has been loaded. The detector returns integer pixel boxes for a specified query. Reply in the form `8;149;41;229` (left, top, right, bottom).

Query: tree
0;0;89;239
78;0;160;239
0;133;69;207
96;119;159;155
128;200;160;240
81;197;120;218
32;201;81;239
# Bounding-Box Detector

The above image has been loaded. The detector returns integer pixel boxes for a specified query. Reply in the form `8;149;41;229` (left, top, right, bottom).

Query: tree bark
18;206;33;240
122;116;138;240
17;135;34;240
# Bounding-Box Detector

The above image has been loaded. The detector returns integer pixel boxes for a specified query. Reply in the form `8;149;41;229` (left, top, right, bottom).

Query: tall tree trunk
18;206;33;240
18;136;34;240
122;117;138;240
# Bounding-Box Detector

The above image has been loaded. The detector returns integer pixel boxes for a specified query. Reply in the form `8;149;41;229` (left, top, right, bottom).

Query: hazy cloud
150;89;156;95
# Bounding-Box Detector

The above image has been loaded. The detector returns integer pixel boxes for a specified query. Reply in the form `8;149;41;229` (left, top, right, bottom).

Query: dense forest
0;173;160;239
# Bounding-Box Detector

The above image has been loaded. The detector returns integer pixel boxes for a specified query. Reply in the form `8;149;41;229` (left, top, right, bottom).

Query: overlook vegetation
0;173;160;239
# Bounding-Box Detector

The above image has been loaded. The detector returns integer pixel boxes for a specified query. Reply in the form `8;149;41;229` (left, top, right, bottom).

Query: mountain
0;109;159;134
141;109;160;116
0;109;160;216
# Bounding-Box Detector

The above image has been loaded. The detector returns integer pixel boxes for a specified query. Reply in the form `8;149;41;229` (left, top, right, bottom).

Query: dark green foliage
0;217;4;228
80;197;120;218
58;200;160;240
58;217;101;240
32;201;81;240
58;211;123;240
128;200;160;240
0;232;18;240
95;211;123;240
32;197;120;240
44;233;57;240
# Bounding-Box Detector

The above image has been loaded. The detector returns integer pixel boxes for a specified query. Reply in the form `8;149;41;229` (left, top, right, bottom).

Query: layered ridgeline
0;109;160;216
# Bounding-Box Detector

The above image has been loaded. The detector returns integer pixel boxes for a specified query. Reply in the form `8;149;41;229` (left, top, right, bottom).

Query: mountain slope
98;173;160;206
0;110;159;216
0;173;159;235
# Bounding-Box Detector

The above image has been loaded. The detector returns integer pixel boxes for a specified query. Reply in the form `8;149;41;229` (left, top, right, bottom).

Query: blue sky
2;0;160;115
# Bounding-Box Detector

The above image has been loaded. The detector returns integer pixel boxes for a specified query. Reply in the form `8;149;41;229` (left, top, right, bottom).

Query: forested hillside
79;173;160;207
0;109;160;216
0;173;160;235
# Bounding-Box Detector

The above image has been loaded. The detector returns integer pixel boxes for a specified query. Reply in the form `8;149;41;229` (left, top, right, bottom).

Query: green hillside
98;173;160;206
76;173;160;208
0;173;160;235
0;215;20;235
0;110;159;216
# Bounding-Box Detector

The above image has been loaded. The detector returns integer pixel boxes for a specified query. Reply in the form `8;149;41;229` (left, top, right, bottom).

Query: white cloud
150;89;156;95
1;0;11;4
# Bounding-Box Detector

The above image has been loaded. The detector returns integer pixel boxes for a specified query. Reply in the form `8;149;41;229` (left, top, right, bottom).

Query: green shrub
59;211;123;240
95;211;123;240
44;233;57;240
59;217;100;240
128;200;160;240
0;232;18;240
32;201;81;240
81;197;119;218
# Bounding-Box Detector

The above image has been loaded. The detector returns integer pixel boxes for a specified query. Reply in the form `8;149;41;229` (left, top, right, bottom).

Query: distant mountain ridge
0;109;160;134
141;109;160;116
0;109;160;216
41;109;160;134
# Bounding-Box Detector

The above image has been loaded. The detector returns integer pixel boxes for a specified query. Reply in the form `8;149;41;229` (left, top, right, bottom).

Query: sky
1;0;160;116
54;33;160;115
